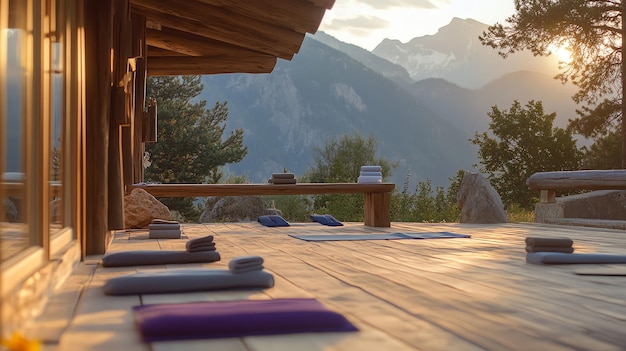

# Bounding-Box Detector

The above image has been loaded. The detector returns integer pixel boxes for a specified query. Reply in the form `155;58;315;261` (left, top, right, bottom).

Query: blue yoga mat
289;232;470;241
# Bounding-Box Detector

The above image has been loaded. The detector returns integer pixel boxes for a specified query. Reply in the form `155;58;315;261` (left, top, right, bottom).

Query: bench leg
364;192;391;227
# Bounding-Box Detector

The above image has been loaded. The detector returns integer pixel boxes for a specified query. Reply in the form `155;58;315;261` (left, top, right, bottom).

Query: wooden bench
526;170;626;203
131;182;396;227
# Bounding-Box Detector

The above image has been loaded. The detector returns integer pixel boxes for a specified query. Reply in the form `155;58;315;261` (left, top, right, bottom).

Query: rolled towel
525;237;573;247
186;235;214;252
229;256;264;274
525;246;574;253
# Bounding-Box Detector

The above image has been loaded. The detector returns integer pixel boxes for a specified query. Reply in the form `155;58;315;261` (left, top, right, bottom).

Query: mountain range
198;18;580;188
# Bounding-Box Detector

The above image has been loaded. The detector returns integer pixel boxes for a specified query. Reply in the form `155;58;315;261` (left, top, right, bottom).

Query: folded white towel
358;176;382;183
360;171;382;177
360;166;382;172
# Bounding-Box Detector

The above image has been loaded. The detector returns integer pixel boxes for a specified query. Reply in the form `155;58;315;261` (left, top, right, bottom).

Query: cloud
359;0;439;10
322;15;389;34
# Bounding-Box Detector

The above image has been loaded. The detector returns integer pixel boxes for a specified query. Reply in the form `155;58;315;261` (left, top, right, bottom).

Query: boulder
124;188;171;228
199;196;265;223
457;172;507;223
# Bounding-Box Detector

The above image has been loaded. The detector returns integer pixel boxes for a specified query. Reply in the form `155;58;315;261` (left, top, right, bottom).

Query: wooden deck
30;221;626;351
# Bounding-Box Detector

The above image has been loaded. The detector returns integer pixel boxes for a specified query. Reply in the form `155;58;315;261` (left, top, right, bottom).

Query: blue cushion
310;214;343;226
257;215;290;227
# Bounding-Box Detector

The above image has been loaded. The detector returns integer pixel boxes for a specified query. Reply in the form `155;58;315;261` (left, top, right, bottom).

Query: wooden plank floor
30;221;626;351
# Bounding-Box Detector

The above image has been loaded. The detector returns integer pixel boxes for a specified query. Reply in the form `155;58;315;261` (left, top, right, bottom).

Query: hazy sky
319;0;516;51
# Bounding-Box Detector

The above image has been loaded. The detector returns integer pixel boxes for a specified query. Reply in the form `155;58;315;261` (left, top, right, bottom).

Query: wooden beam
307;0;335;9
130;0;303;59
146;27;274;59
194;0;330;34
147;56;277;76
147;46;188;57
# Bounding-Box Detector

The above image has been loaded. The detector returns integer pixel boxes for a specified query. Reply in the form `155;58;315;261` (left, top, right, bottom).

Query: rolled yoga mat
104;268;274;295
526;252;626;264
132;298;358;342
101;250;220;267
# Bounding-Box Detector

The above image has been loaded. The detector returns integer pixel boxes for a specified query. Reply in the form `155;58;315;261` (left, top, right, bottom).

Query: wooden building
0;0;334;337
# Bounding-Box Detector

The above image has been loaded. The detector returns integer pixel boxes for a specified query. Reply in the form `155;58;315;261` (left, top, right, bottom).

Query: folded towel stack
268;173;297;184
229;255;264;274
149;219;182;239
186;235;217;253
358;165;382;183
525;237;574;253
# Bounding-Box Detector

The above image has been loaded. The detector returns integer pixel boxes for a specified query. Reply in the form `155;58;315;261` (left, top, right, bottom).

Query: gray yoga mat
526;252;626;265
104;268;274;295
289;232;470;242
101;250;220;267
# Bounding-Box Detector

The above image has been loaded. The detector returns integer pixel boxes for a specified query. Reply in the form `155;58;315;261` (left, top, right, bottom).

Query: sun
550;44;573;63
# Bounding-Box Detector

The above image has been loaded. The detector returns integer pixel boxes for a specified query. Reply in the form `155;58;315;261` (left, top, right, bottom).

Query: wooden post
83;0;112;254
364;192;391;227
131;13;146;183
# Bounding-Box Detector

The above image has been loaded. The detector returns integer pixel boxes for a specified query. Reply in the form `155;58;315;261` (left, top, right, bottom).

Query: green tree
471;100;582;209
582;129;623;169
479;0;625;165
144;76;247;221
304;134;396;221
390;172;462;223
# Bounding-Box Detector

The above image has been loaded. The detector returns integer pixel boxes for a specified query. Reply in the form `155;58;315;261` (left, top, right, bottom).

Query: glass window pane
1;0;31;261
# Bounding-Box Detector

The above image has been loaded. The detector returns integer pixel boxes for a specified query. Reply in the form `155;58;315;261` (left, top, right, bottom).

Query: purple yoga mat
133;298;358;342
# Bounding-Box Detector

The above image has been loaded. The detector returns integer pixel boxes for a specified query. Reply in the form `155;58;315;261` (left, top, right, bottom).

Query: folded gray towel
186;235;214;252
272;173;295;179
525;246;574;253
525;237;573;247
187;243;216;253
152;219;179;225
229;256;264;274
149;229;182;239
101;250;220;267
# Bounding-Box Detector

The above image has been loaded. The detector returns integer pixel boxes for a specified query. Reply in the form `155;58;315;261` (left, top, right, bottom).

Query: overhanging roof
130;0;335;76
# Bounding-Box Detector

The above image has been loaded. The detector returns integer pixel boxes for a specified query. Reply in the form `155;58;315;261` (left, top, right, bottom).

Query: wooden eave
130;0;335;76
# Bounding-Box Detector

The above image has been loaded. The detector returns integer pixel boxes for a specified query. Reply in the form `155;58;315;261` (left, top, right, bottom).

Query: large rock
535;190;626;223
124;188;171;228
199;196;265;223
457;172;507;223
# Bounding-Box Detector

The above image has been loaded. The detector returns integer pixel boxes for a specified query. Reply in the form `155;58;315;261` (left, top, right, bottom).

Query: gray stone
124;188;171;228
457;172;507;223
199;196;265;223
534;190;626;223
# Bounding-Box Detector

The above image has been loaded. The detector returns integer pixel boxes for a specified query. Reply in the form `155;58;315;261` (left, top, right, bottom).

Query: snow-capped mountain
372;17;561;89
